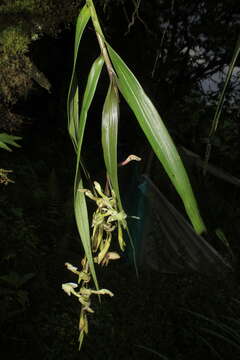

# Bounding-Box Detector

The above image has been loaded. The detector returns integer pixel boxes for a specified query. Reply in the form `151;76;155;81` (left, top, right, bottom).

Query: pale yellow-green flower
62;282;78;296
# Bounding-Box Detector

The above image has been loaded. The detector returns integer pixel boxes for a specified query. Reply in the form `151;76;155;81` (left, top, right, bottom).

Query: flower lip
62;282;78;296
65;262;78;273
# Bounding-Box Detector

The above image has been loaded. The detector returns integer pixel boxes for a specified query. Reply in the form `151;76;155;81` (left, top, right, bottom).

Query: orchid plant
62;0;206;349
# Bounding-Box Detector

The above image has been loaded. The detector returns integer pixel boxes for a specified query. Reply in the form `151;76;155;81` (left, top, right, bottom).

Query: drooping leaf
75;55;104;182
106;44;206;235
0;133;21;151
73;56;104;290
74;177;92;264
67;4;91;149
101;79;138;275
77;55;104;160
67;6;104;290
101;79;122;206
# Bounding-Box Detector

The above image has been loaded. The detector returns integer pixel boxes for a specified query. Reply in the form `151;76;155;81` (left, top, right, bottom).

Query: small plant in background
203;35;240;174
0;132;21;184
63;0;207;349
0;132;21;152
0;271;35;325
181;303;240;359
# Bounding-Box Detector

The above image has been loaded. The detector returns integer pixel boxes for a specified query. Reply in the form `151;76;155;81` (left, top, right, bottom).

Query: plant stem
86;0;115;79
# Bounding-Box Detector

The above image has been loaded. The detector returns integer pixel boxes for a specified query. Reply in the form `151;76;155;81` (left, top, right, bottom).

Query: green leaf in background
209;35;240;138
106;44;206;235
204;34;240;173
0;272;35;289
0;133;21;151
136;345;170;360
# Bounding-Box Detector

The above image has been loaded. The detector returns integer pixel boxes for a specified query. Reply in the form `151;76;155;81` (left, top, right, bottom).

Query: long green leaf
67;5;91;149
76;55;104;181
74;56;104;290
74;177;92;262
106;44;206;235
77;55;104;157
101;79;121;206
101;80;139;276
67;5;104;290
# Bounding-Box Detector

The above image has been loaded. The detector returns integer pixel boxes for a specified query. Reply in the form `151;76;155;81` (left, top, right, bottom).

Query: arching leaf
101;79;121;206
67;4;91;149
67;4;104;291
106;44;206;234
73;56;104;291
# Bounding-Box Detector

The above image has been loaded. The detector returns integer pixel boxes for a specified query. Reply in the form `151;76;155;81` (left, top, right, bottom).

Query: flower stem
86;0;115;79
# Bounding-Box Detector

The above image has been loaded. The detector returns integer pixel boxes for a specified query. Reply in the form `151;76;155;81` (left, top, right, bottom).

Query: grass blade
184;327;224;360
209;35;240;137
106;44;206;234
200;327;240;351
136;344;170;359
197;333;224;360
182;308;240;345
204;35;240;172
222;316;240;328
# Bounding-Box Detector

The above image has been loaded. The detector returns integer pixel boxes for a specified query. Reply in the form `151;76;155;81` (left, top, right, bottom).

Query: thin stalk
87;0;115;79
